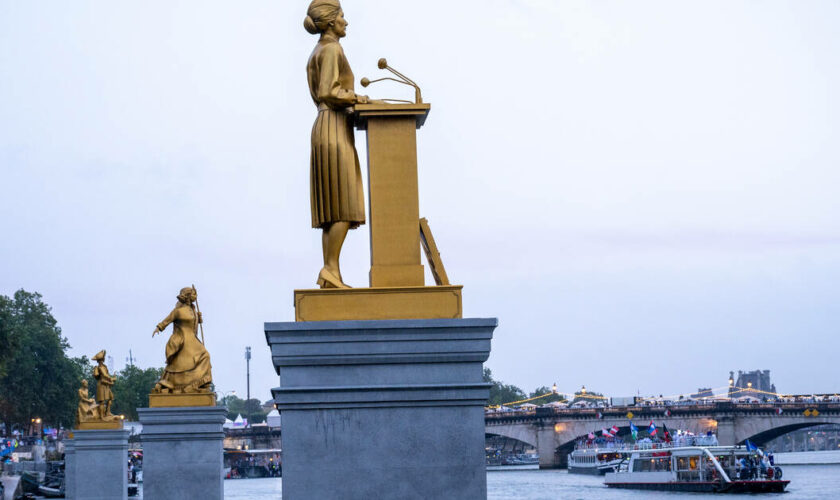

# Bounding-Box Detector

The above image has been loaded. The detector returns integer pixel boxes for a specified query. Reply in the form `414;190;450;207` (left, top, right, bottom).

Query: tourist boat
604;440;789;493
568;445;623;475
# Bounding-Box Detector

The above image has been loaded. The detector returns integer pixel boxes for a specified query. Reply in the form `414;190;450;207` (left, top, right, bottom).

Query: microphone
360;58;422;104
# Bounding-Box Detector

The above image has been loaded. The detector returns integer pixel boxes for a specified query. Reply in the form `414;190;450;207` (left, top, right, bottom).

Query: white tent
223;418;234;429
266;409;281;428
518;403;537;409
233;414;247;427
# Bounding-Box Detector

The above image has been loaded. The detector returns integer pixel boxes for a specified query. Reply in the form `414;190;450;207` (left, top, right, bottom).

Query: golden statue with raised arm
151;286;213;395
305;0;371;289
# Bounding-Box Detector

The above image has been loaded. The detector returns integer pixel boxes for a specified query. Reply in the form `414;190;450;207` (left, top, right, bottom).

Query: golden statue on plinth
149;286;215;407
294;1;463;322
305;0;370;289
75;351;122;429
75;380;97;424
92;350;116;419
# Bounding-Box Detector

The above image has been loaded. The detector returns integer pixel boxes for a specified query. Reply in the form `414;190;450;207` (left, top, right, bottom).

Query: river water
221;452;840;499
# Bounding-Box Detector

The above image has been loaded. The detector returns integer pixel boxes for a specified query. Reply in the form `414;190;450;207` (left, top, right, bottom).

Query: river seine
221;452;840;500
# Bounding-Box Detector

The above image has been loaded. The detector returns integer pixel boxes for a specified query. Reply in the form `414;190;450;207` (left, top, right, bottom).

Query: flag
587;432;595;440
596;411;603;419
649;421;657;436
610;426;619;436
629;422;638;440
662;423;671;443
745;439;764;456
775;408;783;415
602;428;610;437
664;409;671;417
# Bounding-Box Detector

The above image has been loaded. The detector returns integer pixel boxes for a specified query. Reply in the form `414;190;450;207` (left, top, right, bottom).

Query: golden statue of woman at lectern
305;0;371;289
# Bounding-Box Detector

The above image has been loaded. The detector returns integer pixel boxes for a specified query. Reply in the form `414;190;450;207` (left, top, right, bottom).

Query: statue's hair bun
304;15;320;34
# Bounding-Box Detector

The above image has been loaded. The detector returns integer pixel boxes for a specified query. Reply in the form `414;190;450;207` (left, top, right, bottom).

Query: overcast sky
1;1;838;405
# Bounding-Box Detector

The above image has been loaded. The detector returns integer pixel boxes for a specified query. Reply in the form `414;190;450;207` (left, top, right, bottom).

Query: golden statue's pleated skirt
310;107;366;229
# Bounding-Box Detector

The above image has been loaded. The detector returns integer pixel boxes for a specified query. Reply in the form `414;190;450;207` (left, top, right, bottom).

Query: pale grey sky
1;1;838;404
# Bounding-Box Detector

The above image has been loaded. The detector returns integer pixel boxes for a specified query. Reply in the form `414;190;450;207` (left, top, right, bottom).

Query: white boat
568;444;623;475
604;440;789;493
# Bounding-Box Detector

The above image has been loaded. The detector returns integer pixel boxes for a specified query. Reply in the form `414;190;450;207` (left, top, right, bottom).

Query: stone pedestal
265;318;495;500
137;406;226;500
68;429;129;500
64;438;75;499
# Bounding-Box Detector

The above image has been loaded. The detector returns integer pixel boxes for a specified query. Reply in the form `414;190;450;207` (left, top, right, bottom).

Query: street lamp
245;347;251;427
218;390;237;409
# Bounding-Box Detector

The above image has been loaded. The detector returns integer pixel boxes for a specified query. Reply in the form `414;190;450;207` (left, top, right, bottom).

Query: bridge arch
739;420;839;446
483;426;537;448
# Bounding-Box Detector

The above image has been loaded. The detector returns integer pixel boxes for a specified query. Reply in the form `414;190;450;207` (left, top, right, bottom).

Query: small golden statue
152;286;213;395
75;380;97;425
75;352;122;429
92;350;117;420
305;0;370;289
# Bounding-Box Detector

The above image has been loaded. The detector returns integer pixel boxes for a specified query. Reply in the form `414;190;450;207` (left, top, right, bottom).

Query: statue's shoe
317;267;349;289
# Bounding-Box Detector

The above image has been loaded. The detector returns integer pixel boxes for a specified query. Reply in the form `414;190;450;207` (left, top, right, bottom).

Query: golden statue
75;380;97;425
152;286;213;394
305;0;371;289
75;354;122;429
92;350;116;420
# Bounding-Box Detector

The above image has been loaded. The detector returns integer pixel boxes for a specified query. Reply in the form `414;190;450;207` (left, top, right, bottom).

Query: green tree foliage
0;295;19;380
111;365;164;420
483;367;526;406
219;395;268;424
0;290;87;431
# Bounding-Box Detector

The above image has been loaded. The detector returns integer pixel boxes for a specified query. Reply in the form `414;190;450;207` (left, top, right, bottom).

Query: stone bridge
485;401;840;468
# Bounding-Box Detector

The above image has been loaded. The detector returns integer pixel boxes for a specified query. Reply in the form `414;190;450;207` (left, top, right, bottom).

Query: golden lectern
293;102;463;321
356;102;428;287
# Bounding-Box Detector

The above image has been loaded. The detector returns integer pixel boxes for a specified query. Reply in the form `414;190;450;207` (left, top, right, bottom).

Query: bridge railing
485;401;840;421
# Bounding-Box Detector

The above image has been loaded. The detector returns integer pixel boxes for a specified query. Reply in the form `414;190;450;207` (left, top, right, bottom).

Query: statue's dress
307;34;365;229
156;305;213;392
93;364;113;403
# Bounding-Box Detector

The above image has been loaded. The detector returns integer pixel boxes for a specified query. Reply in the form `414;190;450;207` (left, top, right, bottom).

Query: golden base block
294;285;462;322
75;420;123;430
148;392;217;408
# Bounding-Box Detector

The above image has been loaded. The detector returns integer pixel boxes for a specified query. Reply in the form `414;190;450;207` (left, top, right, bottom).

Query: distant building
728;370;776;399
690;388;714;400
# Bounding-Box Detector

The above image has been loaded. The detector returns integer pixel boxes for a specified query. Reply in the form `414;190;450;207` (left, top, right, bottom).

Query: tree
0;294;19;380
483;367;526;406
220;395;267;424
0;290;86;432
112;365;164;421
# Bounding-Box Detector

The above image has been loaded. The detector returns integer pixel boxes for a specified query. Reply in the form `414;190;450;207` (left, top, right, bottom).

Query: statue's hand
197;312;203;324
